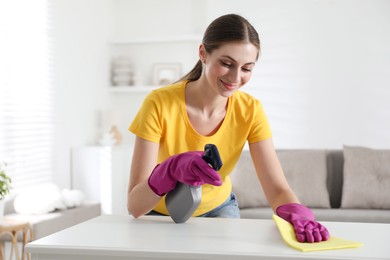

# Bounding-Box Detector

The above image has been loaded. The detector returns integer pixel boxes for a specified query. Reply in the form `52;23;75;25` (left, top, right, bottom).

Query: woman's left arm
249;138;330;243
248;138;299;211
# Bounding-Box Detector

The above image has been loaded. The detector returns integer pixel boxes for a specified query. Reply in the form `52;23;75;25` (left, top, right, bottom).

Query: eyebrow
220;55;256;66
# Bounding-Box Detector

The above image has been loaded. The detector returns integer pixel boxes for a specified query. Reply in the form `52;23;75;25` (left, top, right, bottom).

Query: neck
185;80;228;117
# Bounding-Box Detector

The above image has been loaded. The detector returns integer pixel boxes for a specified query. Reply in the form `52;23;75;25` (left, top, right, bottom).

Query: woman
127;14;329;243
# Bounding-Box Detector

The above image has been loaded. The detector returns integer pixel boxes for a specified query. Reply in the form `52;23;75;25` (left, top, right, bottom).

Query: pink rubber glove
148;151;222;196
276;203;330;243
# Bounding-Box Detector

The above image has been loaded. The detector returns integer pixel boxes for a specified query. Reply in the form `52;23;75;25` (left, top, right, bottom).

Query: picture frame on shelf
152;63;182;86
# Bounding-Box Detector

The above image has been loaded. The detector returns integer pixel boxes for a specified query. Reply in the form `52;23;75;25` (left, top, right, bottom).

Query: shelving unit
109;34;201;93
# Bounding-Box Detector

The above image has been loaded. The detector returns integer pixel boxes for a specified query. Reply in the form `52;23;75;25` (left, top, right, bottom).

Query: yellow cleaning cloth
273;215;363;252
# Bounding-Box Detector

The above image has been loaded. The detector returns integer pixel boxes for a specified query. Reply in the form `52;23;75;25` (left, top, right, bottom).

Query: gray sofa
231;146;390;223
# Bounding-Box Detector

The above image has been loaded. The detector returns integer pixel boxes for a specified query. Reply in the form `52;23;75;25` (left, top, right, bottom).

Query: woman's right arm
127;136;161;218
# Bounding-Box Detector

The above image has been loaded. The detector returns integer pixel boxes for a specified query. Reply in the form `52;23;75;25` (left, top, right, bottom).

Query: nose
228;68;241;84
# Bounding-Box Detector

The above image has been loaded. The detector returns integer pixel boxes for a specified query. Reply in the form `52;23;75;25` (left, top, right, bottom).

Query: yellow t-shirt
129;81;272;216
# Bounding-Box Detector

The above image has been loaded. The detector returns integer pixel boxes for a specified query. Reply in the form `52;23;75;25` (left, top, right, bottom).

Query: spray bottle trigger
202;144;222;171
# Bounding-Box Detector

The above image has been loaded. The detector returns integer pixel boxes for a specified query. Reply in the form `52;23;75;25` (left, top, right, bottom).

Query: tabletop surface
26;214;390;260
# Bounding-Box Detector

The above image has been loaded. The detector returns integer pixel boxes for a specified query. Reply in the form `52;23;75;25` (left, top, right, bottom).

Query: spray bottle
165;144;222;223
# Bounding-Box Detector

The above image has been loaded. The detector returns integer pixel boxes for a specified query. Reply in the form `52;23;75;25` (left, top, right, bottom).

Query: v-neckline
181;81;233;139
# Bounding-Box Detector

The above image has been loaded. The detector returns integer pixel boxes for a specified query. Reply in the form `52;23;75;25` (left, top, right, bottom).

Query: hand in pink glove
276;203;330;243
148;151;222;196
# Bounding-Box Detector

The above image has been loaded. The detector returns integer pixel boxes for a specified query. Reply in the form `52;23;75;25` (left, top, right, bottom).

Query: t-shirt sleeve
128;92;162;143
247;99;272;143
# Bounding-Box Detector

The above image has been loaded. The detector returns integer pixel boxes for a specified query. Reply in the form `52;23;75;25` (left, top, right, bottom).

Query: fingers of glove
304;222;330;243
320;225;330;241
192;161;222;186
292;224;306;243
313;222;331;242
293;225;314;243
312;228;322;242
293;220;317;243
303;222;315;243
305;228;315;243
288;215;331;243
296;233;306;243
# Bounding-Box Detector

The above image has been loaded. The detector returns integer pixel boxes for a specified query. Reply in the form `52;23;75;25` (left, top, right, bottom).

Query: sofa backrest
230;149;344;209
325;150;344;208
276;149;344;208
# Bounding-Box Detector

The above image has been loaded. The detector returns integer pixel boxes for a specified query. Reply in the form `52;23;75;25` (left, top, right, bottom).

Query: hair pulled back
180;14;260;82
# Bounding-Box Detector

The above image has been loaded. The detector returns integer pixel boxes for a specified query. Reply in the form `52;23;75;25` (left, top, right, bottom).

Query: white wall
107;0;390;149
205;0;390;149
51;0;390;187
50;0;111;187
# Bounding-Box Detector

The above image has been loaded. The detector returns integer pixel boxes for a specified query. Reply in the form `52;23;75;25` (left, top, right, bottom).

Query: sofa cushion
3;201;101;241
231;151;268;208
341;145;390;209
277;150;330;208
231;150;331;209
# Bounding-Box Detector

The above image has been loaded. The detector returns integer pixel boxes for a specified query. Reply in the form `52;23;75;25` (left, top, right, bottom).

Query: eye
220;61;233;68
242;67;252;72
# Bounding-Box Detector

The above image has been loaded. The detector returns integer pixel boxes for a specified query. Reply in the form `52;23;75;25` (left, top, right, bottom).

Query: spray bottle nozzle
202;144;223;171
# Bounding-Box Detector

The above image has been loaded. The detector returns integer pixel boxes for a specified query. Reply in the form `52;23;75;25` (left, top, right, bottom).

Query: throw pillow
341;145;390;209
277;150;331;208
62;189;86;208
14;183;66;214
231;151;268;208
231;150;331;209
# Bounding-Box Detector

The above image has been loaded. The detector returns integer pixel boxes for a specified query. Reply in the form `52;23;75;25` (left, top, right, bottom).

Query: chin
219;88;237;98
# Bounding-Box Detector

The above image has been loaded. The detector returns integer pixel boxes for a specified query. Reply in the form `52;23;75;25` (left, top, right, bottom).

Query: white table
26;214;390;260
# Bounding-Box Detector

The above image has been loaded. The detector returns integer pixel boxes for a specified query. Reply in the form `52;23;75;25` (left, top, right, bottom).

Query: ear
199;44;207;63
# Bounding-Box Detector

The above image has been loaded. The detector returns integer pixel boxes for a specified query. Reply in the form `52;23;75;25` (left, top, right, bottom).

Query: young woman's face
201;42;258;97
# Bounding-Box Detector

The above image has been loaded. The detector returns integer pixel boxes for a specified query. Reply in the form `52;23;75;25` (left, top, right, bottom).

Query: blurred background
1;0;389;201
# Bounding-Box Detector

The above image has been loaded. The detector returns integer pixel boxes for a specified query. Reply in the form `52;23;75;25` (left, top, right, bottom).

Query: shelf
108;86;160;93
109;35;200;95
109;34;202;45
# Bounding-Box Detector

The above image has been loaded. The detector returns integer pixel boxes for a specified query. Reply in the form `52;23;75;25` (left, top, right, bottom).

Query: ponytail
177;60;203;83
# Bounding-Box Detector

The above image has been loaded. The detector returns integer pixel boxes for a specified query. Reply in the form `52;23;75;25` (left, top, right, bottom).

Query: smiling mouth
220;80;239;90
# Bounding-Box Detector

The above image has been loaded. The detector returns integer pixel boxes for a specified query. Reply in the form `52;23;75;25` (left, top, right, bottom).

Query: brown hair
179;14;260;82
